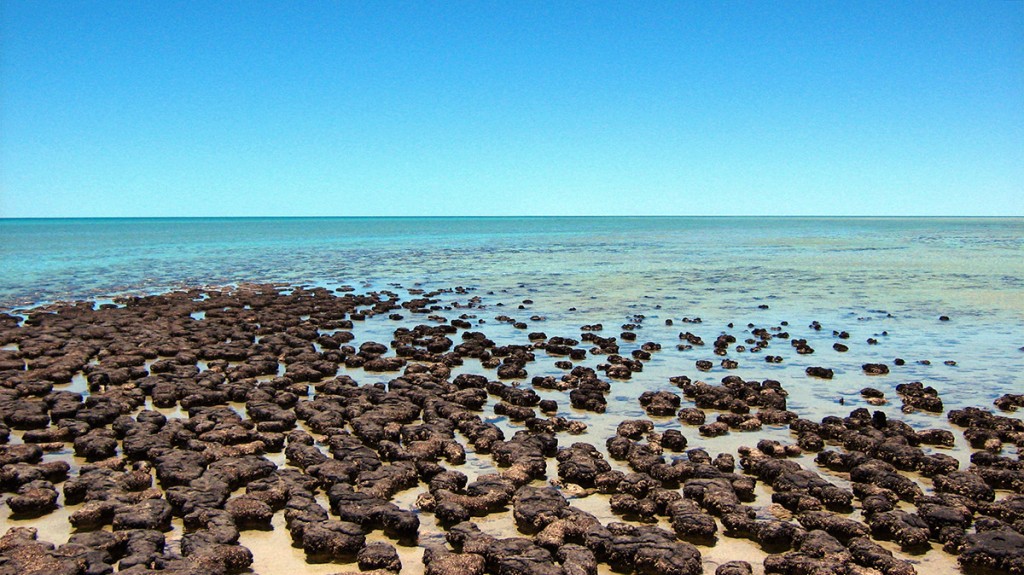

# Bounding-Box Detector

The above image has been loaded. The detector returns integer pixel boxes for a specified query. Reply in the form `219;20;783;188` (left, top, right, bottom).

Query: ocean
1;216;1022;574
4;216;1023;316
2;216;1022;435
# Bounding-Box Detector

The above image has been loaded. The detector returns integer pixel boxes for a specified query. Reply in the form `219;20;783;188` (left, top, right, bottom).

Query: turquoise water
3;217;1023;318
3;216;1023;410
2;216;1024;413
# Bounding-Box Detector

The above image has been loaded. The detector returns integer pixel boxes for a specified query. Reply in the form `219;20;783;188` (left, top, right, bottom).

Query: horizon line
3;214;1023;221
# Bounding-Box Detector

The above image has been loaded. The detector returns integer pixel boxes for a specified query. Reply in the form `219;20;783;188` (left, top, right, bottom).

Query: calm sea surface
3;216;1023;316
2;216;1023;413
1;217;1023;574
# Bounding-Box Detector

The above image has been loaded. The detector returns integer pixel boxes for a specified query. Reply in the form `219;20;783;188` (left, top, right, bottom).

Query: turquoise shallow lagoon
2;216;1022;440
3;217;1023;318
1;216;1022;574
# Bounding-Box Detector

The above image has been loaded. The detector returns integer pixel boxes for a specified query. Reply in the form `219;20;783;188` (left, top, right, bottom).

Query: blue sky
1;1;1022;217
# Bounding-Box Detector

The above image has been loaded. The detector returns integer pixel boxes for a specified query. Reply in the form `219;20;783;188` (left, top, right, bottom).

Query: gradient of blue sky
1;1;1022;217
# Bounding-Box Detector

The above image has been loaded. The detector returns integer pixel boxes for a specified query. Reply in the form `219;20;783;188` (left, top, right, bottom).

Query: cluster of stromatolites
0;285;1022;575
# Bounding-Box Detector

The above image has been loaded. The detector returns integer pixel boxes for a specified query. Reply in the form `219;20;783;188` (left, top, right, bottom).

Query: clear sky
1;1;1022;217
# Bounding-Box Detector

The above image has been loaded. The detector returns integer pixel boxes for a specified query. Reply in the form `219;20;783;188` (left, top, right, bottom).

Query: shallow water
1;217;1022;574
3;217;1023;318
